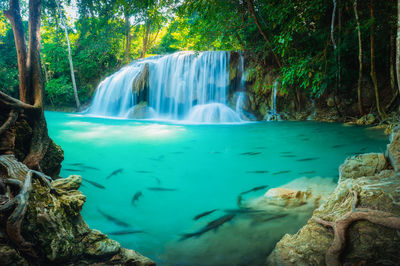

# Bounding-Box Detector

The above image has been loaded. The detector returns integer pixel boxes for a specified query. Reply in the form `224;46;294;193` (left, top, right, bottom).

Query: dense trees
0;0;398;118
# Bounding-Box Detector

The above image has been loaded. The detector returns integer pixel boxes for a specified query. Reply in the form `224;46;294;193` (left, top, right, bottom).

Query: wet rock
127;102;156;119
356;113;376;126
339;153;386;182
267;130;400;266
0;156;154;265
326;97;335;107
387;126;400;172
263;188;311;207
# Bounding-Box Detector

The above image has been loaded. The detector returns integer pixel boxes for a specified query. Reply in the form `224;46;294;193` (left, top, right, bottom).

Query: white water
265;80;281;121
88;51;246;123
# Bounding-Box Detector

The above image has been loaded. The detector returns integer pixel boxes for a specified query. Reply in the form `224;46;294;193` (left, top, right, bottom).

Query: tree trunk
397;0;400;95
2;0;63;173
391;30;396;93
370;0;386;120
246;0;282;68
3;0;28;103
354;0;363;115
27;0;44;108
123;8;132;64
56;0;80;109
141;21;150;59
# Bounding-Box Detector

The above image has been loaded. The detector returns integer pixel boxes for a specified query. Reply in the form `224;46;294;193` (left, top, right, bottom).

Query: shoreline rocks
266;127;400;265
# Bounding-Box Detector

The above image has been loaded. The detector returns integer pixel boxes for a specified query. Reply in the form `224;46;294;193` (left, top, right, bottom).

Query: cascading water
88;51;247;123
264;80;281;121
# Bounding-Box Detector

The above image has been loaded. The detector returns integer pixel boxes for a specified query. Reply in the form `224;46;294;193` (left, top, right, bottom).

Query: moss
39;139;64;179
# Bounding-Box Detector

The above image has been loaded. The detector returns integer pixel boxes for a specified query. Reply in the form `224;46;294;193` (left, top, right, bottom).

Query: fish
240;152;261;156
281;155;296;158
280;151;292;154
240;185;269;195
81;166;100;171
359;147;368;152
246;170;269;174
237;195;243;206
301;138;310;141
299;171;316;175
147;187;178;191
131;191;143;206
97;209;130;227
136;170;152;174
69;163;84;166
332;144;345;148
107;230;145;235
297;157;320;162
154;177;161;185
64;168;83;172
251;213;289;224
180;214;235;240
106;168;123;179
82;179;105;189
272;170;291;175
193;209;218;220
148;155;165;161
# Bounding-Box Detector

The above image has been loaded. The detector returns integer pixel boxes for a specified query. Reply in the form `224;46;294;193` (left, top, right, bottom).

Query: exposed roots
0;155;59;259
313;190;400;266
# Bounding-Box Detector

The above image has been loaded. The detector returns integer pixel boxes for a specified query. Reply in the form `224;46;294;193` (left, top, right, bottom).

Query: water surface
46;111;388;265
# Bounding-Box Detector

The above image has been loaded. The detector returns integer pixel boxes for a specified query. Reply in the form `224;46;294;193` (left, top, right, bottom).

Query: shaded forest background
0;0;398;119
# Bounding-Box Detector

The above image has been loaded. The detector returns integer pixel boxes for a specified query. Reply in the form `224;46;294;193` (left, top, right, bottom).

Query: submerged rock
0;156;155;266
267;128;400;266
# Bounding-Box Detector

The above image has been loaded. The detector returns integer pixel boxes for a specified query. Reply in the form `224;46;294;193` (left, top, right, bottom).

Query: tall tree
2;0;61;172
369;0;386;119
397;0;400;95
353;0;364;115
56;0;81;109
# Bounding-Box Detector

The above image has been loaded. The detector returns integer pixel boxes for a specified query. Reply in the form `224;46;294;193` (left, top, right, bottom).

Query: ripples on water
46;111;388;265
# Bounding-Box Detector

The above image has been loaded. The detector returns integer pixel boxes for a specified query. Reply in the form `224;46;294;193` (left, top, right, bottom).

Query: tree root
0;155;60;259
313;190;400;266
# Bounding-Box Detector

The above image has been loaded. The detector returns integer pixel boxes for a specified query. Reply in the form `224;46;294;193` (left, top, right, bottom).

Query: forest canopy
0;0;398;118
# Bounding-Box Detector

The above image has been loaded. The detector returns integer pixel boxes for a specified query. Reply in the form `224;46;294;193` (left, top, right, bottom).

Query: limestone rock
339;153;386;182
83;230;121;258
267;129;400;266
326;97;335;107
356;113;376;126
388;126;400;172
263;188;311;207
52;174;82;191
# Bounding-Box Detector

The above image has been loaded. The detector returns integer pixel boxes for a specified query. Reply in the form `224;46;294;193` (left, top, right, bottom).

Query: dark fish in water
64;168;83;172
246;170;269;174
97;209;130;227
251;213;289;225
209;151;221;154
301;138;310;141
154;177;161;185
180;214;235;240
82;179;105;189
106;168;123;179
107;230;145;235
147;187;178;191
359;147;368;152
136;170;152;174
224;208;265;214
81;166;100;171
69;163;84;166
297;158;319;162
240;152;261;156
272;170;291;175
332;144;345;148
281;155;296;158
280;151;292;154
237;195;243;206
131;191;143;206
193;209;218;220
240;185;269;195
299;171;316;175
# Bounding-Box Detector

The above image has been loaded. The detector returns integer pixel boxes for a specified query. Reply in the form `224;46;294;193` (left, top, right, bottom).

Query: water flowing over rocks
267;127;400;266
0;155;154;266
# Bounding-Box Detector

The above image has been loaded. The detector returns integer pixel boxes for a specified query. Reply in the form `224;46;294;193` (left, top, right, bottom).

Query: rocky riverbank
0;155;154;266
266;127;400;265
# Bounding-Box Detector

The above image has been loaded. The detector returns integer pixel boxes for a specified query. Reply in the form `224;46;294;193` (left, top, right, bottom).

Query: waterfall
88;51;246;123
264;80;281;121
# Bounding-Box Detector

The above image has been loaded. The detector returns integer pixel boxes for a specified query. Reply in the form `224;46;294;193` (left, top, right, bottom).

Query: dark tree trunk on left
1;0;63;176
